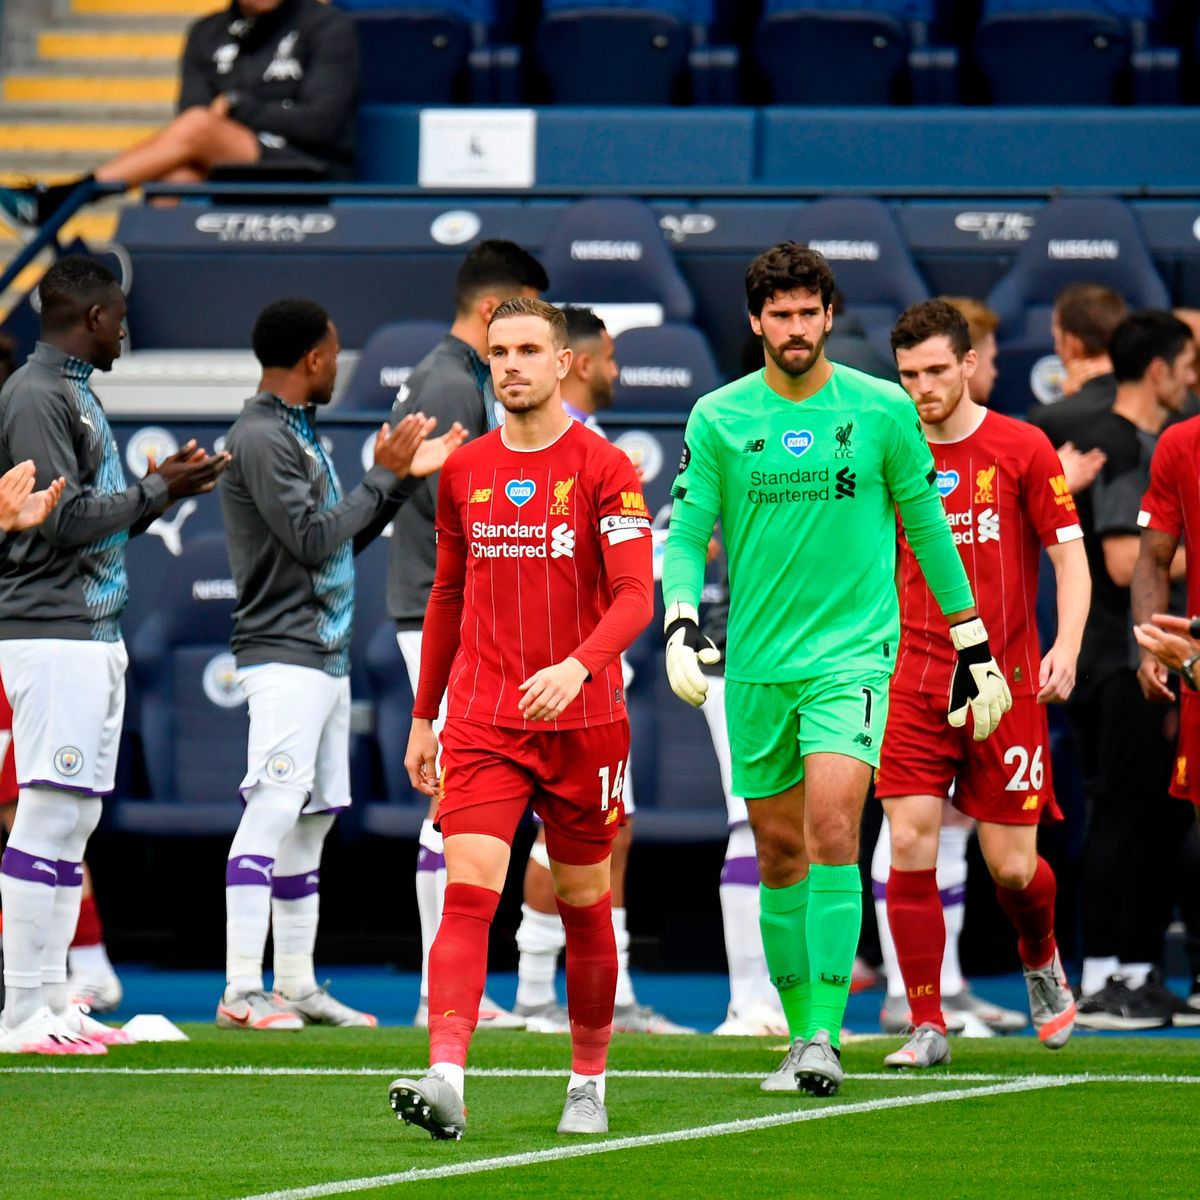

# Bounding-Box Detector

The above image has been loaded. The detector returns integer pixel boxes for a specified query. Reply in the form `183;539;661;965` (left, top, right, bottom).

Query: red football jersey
893;409;1083;697
415;420;652;730
1137;413;1200;617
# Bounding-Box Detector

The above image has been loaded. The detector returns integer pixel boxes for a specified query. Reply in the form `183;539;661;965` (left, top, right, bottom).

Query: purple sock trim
719;855;760;887
56;860;84;887
417;847;446;872
272;869;320;900
940;883;967;907
225;854;275;887
1;846;60;887
871;878;887;901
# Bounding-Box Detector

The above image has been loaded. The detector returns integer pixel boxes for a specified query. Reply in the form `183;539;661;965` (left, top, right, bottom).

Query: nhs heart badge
782;430;814;457
936;470;960;498
505;479;536;507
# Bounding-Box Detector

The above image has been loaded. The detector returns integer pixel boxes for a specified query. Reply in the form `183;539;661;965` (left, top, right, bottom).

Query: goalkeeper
661;243;1010;1097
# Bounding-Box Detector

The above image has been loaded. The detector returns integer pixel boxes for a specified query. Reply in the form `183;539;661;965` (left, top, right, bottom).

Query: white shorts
237;663;351;814
398;630;637;815
699;673;748;827
0;638;127;796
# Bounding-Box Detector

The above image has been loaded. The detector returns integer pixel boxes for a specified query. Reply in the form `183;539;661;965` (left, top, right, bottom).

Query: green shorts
725;672;892;800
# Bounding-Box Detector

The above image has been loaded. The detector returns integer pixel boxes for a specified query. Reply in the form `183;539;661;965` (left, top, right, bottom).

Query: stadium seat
783;198;930;361
753;1;959;105
535;4;692;104
974;6;1135;105
336;321;447;416
361;619;423;828
118;534;246;835
986;197;1170;343
611;323;724;414
984;197;1170;415
540;198;696;328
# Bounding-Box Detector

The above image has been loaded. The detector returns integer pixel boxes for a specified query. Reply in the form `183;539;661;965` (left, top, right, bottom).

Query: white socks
569;1070;606;1102
515;903;566;1008
225;783;305;997
431;1061;465;1099
272;811;335;999
1;787;100;1027
719;822;774;1014
612;907;634;1008
415;818;446;1004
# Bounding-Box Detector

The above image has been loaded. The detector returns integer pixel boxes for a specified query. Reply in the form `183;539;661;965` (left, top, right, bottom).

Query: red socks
427;882;501;1068
557;891;617;1077
71;894;103;948
886;867;946;1032
994;855;1058;969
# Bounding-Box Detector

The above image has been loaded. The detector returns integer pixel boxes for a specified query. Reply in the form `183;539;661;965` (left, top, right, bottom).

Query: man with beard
216;299;465;1031
877;300;1088;1069
661;243;1011;1096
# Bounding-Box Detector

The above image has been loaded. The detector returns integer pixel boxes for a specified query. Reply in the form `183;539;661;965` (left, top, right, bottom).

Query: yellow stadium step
72;0;216;13
0;123;159;154
38;31;185;61
4;76;179;105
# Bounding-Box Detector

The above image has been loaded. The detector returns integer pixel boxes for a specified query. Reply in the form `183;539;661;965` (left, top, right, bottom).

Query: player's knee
989;855;1035;891
806;812;858;865
888;817;936;868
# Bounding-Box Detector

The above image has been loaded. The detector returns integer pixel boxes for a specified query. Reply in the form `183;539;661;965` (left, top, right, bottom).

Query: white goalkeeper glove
948;617;1012;741
664;600;721;707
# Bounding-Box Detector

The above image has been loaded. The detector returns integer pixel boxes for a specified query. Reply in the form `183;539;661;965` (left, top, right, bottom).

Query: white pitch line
2;1066;1199;1085
236;1077;1072;1200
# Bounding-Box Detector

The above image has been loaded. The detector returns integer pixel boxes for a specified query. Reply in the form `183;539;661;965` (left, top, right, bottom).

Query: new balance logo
978;507;1000;543
1022;795;1040;811
835;467;857;499
237;858;272;880
742;439;765;454
550;523;576;559
852;732;873;748
147;498;197;557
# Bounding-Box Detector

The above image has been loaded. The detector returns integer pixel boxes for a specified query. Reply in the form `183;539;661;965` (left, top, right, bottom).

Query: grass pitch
2;1029;1197;1199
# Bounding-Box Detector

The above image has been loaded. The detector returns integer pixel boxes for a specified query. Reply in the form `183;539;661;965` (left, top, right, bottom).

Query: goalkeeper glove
664;600;721;707
948;617;1012;741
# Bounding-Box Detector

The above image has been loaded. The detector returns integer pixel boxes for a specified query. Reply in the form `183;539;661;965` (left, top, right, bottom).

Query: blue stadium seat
540;198;696;324
611;323;723;414
784;198;930;360
974;6;1135;104
360;620;424;836
984;197;1170;415
754;1;959;105
535;4;694;104
336;321;447;416
117;534;246;835
986;197;1170;343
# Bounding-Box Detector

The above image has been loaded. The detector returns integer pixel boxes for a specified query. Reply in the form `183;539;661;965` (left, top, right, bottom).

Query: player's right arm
4;386;170;548
884;406;1010;739
661;408;723;706
1134;425;1185;702
235;414;432;569
406;466;468;796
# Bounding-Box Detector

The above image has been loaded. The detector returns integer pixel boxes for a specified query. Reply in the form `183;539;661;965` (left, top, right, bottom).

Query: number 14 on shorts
597;760;626;810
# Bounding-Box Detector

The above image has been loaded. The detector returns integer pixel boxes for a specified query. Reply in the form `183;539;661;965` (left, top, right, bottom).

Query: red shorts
436;717;630;866
875;689;1061;826
1170;689;1200;806
0;677;15;807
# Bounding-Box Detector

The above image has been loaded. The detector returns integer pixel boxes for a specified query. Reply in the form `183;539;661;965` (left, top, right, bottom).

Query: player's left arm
884;406;1010;739
519;454;654;722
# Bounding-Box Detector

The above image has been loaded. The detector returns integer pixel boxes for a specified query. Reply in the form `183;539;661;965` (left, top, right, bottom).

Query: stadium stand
610;322;723;414
335;320;447;415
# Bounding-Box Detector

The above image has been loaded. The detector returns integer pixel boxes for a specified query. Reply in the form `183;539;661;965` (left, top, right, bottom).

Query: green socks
805;863;862;1050
758;875;811;1040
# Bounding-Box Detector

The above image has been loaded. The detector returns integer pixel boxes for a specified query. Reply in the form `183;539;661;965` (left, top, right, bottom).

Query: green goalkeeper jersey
662;363;973;684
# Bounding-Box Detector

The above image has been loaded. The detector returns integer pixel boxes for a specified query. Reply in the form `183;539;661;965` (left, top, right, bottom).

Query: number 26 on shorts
597;760;626;811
